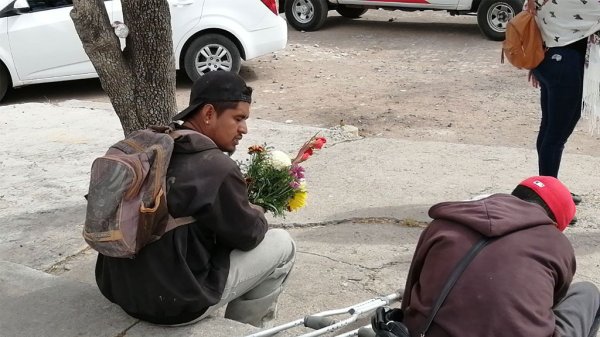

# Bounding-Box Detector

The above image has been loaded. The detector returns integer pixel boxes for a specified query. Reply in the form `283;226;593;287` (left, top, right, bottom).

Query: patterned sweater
533;0;600;47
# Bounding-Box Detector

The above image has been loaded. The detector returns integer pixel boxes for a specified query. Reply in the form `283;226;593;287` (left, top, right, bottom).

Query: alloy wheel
194;43;233;75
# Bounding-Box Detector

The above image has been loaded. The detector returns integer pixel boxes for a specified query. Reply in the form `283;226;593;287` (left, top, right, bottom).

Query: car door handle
172;0;194;6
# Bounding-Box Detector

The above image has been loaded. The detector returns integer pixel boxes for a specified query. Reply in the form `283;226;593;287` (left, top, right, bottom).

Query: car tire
336;5;367;19
183;34;242;82
0;64;10;102
285;0;329;31
477;0;523;41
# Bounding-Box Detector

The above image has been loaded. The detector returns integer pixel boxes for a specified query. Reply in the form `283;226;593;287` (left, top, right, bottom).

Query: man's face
206;102;250;153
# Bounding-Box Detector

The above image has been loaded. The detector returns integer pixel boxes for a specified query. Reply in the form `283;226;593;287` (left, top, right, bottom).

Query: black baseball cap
173;71;253;121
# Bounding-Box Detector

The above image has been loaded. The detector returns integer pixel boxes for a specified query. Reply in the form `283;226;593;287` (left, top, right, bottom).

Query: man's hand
250;203;265;213
528;70;540;88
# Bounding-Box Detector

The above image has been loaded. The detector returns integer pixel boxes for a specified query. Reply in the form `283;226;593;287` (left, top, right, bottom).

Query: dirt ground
5;10;600;157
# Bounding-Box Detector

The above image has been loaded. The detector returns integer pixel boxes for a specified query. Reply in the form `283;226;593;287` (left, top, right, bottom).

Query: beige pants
181;229;296;327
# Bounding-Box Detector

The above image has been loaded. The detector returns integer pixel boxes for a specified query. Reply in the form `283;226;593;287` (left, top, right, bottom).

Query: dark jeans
554;282;600;337
532;47;584;178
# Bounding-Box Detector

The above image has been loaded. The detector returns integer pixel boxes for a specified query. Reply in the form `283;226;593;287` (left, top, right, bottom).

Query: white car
0;0;287;101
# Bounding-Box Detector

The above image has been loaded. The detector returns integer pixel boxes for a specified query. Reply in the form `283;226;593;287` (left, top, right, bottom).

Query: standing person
399;176;600;337
528;0;600;205
95;71;296;327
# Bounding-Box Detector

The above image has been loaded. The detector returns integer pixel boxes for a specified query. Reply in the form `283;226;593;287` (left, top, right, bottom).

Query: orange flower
248;145;265;154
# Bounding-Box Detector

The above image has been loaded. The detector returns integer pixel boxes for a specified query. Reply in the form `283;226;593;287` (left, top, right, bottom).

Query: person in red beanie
397;176;600;337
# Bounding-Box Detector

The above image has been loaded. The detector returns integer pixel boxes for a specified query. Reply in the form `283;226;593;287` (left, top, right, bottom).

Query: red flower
300;148;313;162
293;135;327;164
312;137;326;149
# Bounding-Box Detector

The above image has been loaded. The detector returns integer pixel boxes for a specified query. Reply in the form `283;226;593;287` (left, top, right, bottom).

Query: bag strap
165;215;196;232
420;238;492;337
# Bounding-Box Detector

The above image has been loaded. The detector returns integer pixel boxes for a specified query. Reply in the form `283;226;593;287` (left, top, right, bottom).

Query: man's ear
203;104;216;122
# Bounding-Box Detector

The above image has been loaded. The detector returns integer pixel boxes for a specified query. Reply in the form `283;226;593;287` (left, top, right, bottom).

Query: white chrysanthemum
269;150;292;169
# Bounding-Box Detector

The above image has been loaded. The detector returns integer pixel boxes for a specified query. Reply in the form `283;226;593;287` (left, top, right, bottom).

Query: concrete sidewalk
1;101;600;336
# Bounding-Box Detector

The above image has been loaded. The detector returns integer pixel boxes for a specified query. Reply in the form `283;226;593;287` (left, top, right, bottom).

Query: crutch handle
304;315;336;329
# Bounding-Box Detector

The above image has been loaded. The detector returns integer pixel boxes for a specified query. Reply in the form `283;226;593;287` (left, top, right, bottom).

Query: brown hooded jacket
401;194;575;337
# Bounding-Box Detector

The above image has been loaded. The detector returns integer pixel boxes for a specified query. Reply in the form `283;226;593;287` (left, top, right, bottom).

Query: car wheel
336;5;367;19
183;34;242;82
0;64;10;102
285;0;329;31
477;0;522;41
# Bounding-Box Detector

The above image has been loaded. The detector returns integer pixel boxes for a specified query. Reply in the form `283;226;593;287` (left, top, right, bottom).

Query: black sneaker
571;193;582;205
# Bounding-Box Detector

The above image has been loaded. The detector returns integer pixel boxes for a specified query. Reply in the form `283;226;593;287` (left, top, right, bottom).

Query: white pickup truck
279;0;524;40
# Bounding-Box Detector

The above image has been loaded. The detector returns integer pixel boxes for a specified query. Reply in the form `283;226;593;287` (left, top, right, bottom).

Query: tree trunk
71;0;177;136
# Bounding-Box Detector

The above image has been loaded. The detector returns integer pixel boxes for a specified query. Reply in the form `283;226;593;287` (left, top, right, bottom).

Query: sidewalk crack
272;217;428;229
44;246;91;275
297;250;408;271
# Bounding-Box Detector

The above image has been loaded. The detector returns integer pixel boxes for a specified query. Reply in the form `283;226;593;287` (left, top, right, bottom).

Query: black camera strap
420;237;492;337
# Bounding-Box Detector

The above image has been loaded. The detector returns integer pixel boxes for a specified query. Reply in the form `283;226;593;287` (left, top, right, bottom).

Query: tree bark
71;0;177;136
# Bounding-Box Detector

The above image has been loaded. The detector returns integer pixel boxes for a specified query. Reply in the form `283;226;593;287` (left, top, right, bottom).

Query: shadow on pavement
1;71;195;106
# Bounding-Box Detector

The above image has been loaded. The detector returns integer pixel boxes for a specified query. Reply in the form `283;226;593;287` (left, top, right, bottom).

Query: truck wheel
336;5;367;19
285;0;329;31
183;34;241;82
477;0;522;41
0;64;10;102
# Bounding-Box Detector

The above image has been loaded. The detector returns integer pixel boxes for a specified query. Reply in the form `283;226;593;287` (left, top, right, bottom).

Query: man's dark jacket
401;194;575;337
96;131;268;325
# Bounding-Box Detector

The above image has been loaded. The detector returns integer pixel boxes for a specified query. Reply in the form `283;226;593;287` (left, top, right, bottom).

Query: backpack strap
169;129;199;139
165;215;196;232
420;238;492;337
159;126;202;232
147;126;213;233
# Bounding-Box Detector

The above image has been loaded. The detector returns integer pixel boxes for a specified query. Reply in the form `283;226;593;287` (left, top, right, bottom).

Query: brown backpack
501;11;545;70
83;126;195;258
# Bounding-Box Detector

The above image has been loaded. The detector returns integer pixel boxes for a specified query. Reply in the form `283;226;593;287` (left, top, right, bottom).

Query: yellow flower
287;190;308;211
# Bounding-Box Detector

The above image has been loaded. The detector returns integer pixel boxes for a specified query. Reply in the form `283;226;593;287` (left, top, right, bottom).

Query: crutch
244;289;403;337
335;324;376;337
332;324;376;337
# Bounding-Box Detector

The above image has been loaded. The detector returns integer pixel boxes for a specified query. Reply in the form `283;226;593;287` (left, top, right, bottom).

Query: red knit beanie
518;176;576;231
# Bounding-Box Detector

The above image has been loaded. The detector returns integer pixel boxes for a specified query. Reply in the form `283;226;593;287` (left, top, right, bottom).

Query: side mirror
13;0;30;11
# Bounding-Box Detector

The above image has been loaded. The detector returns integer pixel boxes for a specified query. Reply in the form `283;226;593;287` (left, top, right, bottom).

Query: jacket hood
172;130;218;154
428;194;556;237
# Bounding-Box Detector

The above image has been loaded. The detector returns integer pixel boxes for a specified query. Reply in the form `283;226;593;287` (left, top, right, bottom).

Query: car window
27;0;73;11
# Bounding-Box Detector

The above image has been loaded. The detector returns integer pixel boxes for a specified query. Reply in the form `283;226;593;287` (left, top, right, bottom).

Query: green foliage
240;148;295;217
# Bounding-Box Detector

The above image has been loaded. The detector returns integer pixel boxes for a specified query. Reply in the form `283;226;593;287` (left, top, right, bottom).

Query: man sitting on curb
399;176;600;337
96;71;296;327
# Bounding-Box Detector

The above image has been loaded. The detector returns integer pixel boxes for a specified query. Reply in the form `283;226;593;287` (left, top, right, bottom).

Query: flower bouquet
240;135;326;217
